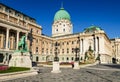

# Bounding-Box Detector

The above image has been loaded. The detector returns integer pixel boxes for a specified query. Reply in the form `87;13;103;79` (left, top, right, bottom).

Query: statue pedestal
73;62;80;69
9;52;32;68
51;62;61;73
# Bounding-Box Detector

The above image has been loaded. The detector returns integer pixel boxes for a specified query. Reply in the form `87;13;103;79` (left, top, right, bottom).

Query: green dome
84;25;102;33
54;8;70;21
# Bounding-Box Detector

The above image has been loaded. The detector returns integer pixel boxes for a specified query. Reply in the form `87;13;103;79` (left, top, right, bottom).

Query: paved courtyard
2;64;120;82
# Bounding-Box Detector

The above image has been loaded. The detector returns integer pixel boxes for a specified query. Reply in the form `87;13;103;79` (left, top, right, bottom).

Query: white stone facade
0;3;115;65
111;38;120;64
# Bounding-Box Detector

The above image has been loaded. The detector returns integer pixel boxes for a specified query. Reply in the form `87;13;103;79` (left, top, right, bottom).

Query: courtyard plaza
1;64;120;82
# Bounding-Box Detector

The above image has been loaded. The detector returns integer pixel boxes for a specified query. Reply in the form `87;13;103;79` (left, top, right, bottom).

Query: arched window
67;48;69;53
63;29;65;32
42;57;44;60
67;57;69;60
72;48;74;53
36;56;39;62
71;57;74;61
62;57;64;60
56;29;58;32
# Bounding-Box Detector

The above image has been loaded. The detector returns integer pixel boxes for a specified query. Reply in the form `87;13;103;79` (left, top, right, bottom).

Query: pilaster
80;40;82;54
95;37;98;54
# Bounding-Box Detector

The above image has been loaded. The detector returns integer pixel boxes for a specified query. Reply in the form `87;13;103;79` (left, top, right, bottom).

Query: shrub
0;65;9;71
60;62;72;65
0;67;30;74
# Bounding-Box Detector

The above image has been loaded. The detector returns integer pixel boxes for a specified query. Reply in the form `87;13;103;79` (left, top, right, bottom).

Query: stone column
17;18;19;24
98;37;105;56
93;37;95;51
97;37;100;53
80;40;82;54
7;14;9;21
95;37;98;54
16;31;20;50
6;53;9;64
3;53;6;64
0;35;4;48
10;37;14;50
82;39;84;54
25;33;28;41
5;28;10;50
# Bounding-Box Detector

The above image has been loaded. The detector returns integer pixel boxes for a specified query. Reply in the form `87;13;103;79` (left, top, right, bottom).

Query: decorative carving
84;46;95;63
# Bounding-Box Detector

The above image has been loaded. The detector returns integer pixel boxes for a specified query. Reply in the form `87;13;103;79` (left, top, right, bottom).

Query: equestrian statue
18;35;28;52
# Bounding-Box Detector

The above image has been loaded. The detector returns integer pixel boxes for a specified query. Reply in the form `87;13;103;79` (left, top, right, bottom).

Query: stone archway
46;55;52;62
112;57;116;64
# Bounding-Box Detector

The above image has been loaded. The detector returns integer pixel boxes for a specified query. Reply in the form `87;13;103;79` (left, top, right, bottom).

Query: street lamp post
78;36;80;61
51;41;61;73
54;42;59;61
74;47;79;61
75;36;80;61
73;36;80;69
114;42;119;64
28;29;33;61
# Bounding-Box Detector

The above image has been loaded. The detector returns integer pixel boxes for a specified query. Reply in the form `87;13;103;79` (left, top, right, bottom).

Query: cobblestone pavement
2;64;120;82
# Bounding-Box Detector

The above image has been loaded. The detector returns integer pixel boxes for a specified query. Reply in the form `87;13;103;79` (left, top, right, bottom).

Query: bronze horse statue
18;36;27;51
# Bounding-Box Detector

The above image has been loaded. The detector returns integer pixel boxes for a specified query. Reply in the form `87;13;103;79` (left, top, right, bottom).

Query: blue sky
0;0;120;38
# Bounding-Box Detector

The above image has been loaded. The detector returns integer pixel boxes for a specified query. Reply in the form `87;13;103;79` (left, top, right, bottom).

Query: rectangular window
72;48;74;53
0;5;3;10
36;39;38;43
42;48;44;53
62;49;64;53
77;40;79;44
46;49;48;54
50;49;52;54
67;42;69;45
58;49;60;54
5;8;9;13
67;48;69;53
72;41;74;44
36;47;38;53
62;42;64;45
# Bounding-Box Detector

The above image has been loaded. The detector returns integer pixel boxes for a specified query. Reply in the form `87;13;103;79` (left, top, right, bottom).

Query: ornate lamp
54;42;59;61
51;42;61;73
74;36;80;61
74;47;79;61
73;36;80;69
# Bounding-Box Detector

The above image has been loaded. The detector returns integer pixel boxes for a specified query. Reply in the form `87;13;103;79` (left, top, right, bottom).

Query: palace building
0;3;118;64
111;38;120;64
